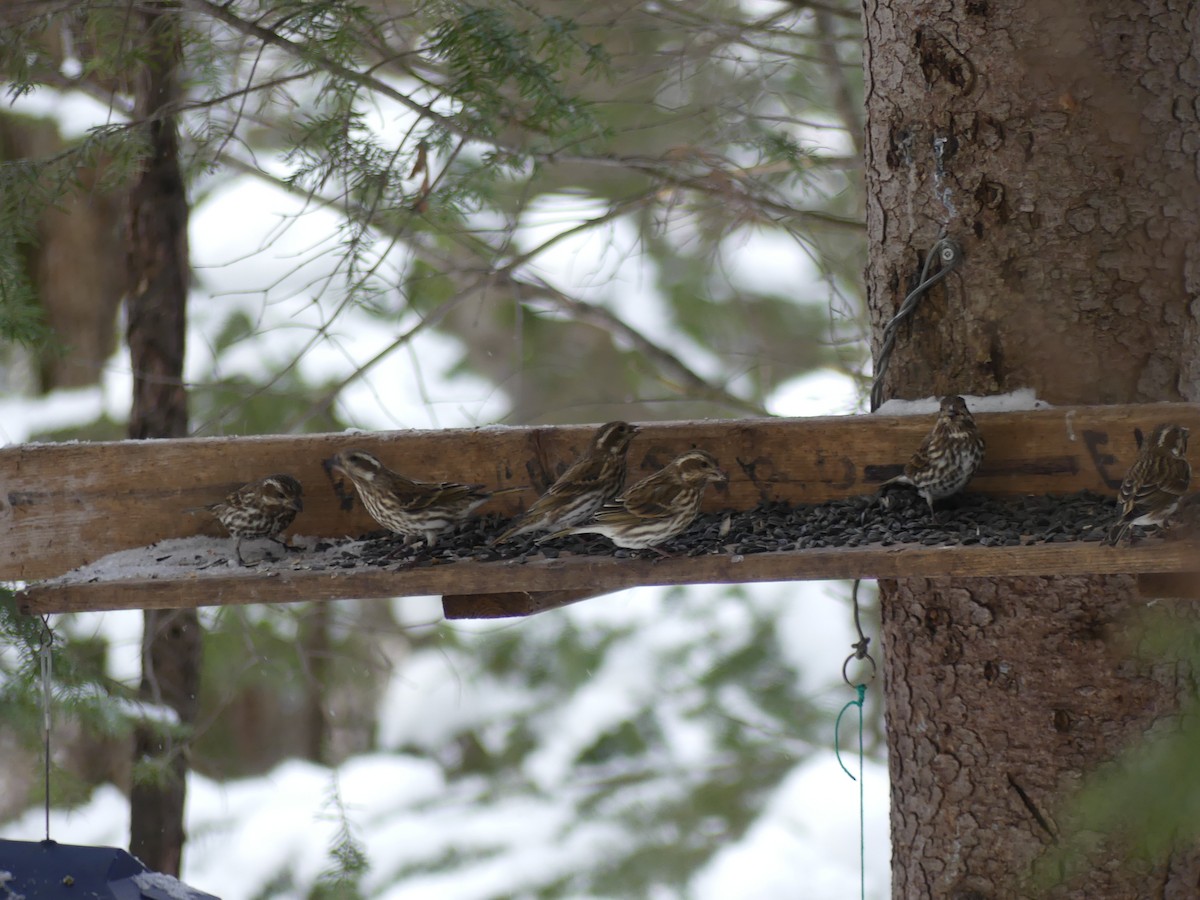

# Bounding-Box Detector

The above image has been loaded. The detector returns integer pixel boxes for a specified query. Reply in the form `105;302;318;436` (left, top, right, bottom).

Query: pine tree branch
506;272;771;417
182;0;478;142
204;152;772;423
182;1;861;233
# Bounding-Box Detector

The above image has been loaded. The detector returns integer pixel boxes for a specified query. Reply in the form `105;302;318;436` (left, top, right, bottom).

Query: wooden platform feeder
4;403;1198;620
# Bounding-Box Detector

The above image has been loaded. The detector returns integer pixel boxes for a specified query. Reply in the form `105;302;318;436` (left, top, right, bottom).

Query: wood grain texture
3;402;1197;583
1137;571;1200;599
442;590;604;619
17;538;1195;617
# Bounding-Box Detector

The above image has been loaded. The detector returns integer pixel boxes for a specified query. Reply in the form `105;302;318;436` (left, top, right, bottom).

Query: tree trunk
863;0;1200;895
124;1;197;876
0;114;124;392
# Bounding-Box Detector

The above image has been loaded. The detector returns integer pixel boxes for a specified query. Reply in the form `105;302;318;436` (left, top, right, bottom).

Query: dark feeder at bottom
0;839;220;899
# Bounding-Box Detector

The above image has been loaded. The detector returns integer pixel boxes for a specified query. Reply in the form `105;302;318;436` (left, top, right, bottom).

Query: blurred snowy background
0;1;888;896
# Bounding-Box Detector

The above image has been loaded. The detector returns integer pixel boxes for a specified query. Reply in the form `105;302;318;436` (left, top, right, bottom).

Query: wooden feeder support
3;403;1197;619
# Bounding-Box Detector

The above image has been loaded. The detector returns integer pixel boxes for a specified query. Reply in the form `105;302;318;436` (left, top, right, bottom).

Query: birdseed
330;489;1123;569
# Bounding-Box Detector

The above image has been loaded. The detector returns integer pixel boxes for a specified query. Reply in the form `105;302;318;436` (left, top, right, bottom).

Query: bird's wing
1119;458;1190;516
611;472;676;519
384;476;476;509
545;455;608;496
1162;459;1192;497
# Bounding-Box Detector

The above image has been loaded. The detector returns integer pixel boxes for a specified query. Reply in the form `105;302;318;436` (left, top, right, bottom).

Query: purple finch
324;449;518;548
541;449;727;551
1105;423;1190;545
880;395;984;513
189;473;303;565
493;421;639;544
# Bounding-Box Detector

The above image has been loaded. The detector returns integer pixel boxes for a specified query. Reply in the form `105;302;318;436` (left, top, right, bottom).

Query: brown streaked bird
1104;423;1190;546
880;395;984;514
492;421;640;544
324;448;520;548
188;473;304;565
540;449;727;551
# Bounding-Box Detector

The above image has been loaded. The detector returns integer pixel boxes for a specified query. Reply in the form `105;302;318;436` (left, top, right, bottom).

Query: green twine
834;682;867;900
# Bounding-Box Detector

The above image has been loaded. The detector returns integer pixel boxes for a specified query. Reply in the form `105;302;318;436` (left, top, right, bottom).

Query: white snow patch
3;86;125;138
767;369;862;417
690;754;890;900
35;535;362;590
0;387;103;446
5;783;131;848
717;227;824;300
771;581;868;697
875;388;1050;415
376;650;543;754
58;610;145;685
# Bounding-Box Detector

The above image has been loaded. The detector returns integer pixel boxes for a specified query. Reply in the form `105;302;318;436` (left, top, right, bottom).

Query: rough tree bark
864;0;1200;895
124;1;198;876
864;1;1200;897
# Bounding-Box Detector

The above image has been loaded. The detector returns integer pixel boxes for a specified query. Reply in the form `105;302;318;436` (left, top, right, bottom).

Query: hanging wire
834;683;867;899
842;579;877;687
834;580;876;899
38;615;54;842
870;235;964;412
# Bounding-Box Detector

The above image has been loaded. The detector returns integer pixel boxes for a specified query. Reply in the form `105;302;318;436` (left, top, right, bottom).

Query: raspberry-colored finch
493;420;639;544
324;449;519;548
189;473;304;565
880;395;984;513
540;449;727;551
1105;423;1190;545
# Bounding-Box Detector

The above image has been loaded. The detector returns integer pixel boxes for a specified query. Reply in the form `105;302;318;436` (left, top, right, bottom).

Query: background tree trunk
124;1;197;876
0;115;124;392
864;0;1200;895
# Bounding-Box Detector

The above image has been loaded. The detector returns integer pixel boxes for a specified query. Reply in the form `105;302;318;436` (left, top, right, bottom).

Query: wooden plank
442;590;603;619
1137;572;1200;599
3;403;1196;583
17;538;1196;617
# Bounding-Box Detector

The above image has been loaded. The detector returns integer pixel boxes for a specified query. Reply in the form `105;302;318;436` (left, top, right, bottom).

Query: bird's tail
536;527;575;545
489;487;525;498
490;519;528;545
1103;520;1130;546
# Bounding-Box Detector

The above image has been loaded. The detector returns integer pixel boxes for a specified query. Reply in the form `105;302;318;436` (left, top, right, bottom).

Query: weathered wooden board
6;402;1199;617
17;538;1196;617
3;402;1194;584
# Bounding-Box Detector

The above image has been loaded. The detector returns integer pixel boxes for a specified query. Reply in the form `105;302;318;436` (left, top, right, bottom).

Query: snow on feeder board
5;403;1199;619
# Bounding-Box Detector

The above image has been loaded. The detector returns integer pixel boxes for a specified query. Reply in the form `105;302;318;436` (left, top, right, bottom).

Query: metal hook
843;580;879;687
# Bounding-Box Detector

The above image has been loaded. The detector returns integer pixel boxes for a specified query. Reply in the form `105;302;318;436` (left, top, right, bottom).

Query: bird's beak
293;496;305;513
322;454;344;476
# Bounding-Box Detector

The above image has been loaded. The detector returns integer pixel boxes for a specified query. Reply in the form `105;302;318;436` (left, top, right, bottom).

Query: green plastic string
834;683;867;900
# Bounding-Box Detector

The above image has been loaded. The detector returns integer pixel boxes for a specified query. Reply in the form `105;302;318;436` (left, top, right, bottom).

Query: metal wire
843;579;878;687
39;615;54;841
870;235;964;412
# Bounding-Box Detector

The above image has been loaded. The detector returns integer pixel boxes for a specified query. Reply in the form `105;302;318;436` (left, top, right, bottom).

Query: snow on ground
692;754;889;900
6;662;889;900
